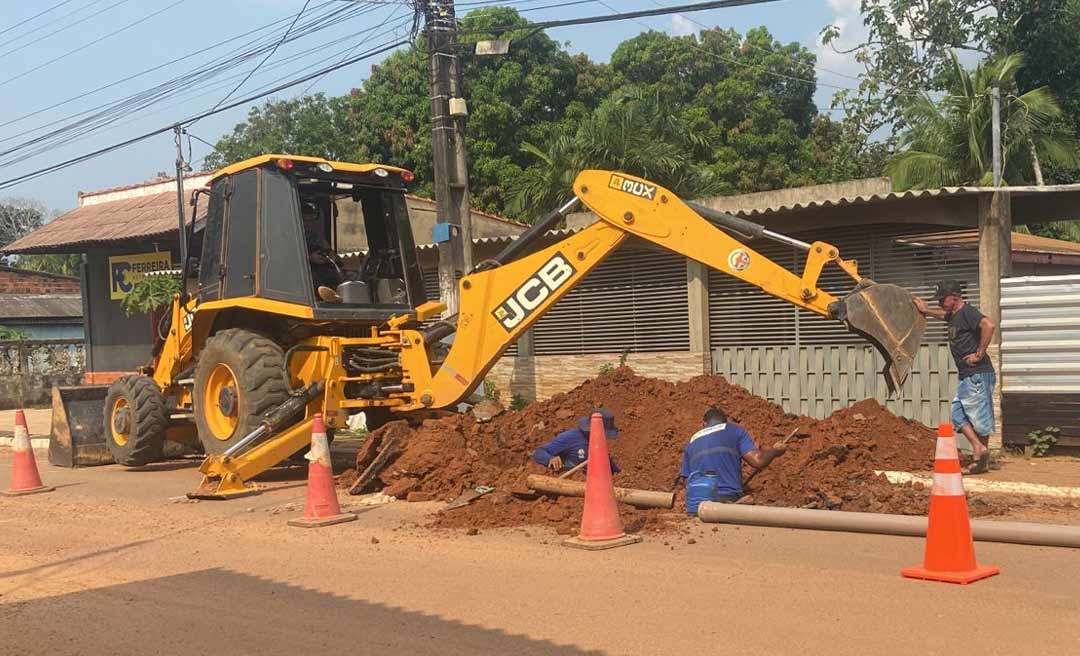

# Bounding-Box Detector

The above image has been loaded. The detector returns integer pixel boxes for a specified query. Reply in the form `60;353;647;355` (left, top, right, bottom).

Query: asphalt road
1;451;1079;656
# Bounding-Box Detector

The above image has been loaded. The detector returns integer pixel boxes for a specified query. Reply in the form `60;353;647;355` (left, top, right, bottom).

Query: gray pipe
697;502;1080;549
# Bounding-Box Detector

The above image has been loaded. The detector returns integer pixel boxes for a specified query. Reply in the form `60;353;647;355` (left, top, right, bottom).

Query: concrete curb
0;437;50;450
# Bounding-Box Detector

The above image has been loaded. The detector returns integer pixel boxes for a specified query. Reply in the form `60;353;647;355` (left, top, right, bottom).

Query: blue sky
0;0;864;211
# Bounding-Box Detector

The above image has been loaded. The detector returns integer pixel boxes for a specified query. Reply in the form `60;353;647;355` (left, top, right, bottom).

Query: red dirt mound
342;367;942;529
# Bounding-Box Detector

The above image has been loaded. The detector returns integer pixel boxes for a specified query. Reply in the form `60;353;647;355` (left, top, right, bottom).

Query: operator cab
194;155;426;321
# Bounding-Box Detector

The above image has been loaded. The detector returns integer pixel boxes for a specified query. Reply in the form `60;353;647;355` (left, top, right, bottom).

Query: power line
0;0;134;57
0;1;341;133
456;0;785;35
0;0;187;89
203;0;315;117
0;1;380;157
0;37;409;190
300;3;408;94
1;13;414;166
0;0;81;39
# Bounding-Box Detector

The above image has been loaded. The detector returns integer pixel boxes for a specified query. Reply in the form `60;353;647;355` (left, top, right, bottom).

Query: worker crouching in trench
675;406;787;515
532;409;621;476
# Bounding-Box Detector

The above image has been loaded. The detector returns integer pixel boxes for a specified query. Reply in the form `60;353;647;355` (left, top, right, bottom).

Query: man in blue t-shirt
675;406;786;514
532;408;620;475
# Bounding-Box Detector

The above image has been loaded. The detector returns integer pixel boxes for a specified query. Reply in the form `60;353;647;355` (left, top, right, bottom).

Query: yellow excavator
55;154;924;498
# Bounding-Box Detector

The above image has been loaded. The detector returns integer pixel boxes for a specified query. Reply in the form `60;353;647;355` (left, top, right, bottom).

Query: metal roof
0;294;82;319
894;229;1080;258
1;190;207;254
705;183;1080;218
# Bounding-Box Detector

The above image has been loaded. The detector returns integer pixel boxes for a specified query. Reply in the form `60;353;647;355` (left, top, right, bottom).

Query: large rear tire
104;375;167;466
193;329;290;455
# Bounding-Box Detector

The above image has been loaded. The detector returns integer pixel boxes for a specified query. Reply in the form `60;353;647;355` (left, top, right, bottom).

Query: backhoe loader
51;154;924;498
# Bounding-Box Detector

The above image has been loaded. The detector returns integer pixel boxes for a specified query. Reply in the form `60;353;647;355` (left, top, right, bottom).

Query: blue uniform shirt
679;422;756;497
532;428;620;474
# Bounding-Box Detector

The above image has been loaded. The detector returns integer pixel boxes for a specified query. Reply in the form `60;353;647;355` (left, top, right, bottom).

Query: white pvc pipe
697;502;1080;549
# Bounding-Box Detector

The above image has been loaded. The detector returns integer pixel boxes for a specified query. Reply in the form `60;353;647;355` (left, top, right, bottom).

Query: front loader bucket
49;385;113;467
835;281;926;396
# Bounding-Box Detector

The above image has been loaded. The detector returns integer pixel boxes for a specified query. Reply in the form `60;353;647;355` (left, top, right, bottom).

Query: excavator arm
187;168;924;498
402;169;924;410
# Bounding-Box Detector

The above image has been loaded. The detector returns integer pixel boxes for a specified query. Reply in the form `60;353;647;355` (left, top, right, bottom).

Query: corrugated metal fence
1001;274;1080;393
1000;274;1080;447
713;343;958;425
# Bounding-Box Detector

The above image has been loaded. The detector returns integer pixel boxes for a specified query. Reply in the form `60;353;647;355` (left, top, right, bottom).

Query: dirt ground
2;450;1080;656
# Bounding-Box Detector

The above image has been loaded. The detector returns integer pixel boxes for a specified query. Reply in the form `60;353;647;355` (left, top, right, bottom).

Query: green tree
887;53;1079;190
821;0;1022;138
349;7;614;214
205;94;357;170
17;254;81;276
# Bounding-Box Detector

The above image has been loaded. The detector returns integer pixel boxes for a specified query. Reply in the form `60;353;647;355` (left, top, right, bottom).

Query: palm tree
887;52;1080;190
508;86;718;223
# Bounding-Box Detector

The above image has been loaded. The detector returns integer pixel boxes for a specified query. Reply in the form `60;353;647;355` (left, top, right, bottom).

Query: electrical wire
0;0;341;133
202;0;314;117
0;0;81;39
0;13;414;166
0;1;385;159
0;0;135;58
0;37;410;190
0;0;187;89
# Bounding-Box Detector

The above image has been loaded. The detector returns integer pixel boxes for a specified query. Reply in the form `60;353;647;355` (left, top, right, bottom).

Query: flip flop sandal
965;451;990;475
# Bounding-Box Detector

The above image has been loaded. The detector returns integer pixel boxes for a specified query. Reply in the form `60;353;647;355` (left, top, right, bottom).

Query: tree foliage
209;8;876;222
205;94;357;170
887;52;1079;189
120;275;181;317
821;0;1023;137
17;254;82;276
0;198;45;251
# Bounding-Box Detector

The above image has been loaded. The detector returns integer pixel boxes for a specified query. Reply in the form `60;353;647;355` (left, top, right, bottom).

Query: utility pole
991;82;1002;187
423;0;472;315
173;125;188;273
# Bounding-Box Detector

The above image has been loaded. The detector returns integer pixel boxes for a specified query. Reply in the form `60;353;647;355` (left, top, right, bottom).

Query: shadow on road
3;568;605;655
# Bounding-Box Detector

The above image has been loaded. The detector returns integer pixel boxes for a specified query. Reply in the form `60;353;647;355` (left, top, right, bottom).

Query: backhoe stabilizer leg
187;457;259;500
834;280;926;395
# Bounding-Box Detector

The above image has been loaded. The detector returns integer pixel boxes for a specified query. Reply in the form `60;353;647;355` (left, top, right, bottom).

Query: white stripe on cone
305;432;332;468
12;424;31;452
931;472;965;497
935;437;959;461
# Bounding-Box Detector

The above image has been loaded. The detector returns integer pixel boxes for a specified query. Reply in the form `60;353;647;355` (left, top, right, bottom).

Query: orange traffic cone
901;422;999;584
563;411;642;550
287;413;357;528
4;409;54;497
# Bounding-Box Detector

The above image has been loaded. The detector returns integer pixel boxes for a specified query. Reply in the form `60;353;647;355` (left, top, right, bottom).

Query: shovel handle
559;459;589;479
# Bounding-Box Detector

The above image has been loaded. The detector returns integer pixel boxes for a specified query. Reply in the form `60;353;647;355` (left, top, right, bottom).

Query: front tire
193;329;290;455
104;375;167;466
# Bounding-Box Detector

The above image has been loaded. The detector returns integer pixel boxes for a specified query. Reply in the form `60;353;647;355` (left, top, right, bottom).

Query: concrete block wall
485;351;710;403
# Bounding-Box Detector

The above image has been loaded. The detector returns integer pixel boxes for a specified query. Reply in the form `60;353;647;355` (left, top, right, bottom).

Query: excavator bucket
835;282;926;396
48;385;113;467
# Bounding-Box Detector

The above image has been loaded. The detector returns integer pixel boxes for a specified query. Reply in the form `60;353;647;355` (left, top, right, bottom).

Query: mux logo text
492;253;576;331
608;174;656;200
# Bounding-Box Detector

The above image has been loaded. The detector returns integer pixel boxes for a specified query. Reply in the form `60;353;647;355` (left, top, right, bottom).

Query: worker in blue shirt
532;408;621;475
675;406;786;515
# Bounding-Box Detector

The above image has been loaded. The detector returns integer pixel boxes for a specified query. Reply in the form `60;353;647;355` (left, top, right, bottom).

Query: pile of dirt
341;367;944;530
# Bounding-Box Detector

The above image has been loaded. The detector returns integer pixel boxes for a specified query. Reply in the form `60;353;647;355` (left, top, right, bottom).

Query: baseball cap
933;280;964;300
577;408;619;438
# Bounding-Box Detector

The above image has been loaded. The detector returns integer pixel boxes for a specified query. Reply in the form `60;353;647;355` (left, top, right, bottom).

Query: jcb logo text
492;254;576;331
